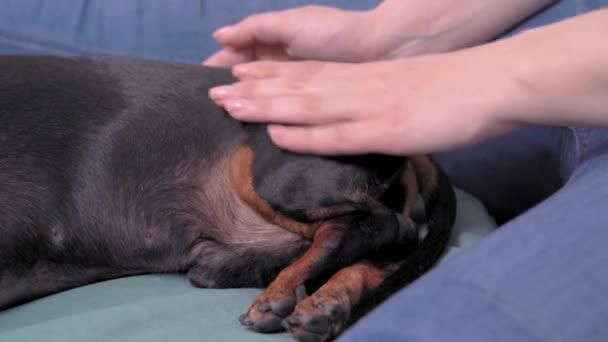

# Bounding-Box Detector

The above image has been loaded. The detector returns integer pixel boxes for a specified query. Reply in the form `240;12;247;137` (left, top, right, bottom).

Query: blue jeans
1;1;607;341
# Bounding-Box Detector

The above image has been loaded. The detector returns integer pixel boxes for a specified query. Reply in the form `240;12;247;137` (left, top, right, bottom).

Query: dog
0;55;456;341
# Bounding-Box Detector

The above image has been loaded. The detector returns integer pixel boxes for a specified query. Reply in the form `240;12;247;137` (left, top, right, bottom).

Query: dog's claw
295;284;308;302
239;313;253;327
258;301;271;313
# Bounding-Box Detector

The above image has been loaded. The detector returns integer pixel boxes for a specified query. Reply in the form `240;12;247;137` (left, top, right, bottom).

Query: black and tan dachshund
0;56;456;342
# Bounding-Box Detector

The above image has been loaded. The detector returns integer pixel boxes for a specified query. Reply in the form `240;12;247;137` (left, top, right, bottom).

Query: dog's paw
240;284;308;333
281;287;351;342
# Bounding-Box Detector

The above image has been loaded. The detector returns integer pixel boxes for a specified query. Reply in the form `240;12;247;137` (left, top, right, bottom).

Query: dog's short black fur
0;56;456;341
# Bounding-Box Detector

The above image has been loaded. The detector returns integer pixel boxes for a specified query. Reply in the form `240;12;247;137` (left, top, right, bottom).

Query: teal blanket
0;189;496;341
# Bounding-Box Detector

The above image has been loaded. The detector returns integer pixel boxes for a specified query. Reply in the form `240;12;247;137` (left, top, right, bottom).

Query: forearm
370;0;556;55
477;8;608;127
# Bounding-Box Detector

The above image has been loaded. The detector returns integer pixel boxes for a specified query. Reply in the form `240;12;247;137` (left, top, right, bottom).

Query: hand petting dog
205;3;608;157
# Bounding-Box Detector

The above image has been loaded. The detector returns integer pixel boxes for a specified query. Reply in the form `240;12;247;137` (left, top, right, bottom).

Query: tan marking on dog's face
228;145;320;239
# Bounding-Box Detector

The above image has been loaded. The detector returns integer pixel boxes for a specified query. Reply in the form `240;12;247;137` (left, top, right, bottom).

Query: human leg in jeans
340;141;608;341
339;1;608;340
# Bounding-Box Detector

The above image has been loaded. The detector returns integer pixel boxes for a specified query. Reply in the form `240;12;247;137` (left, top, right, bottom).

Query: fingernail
214;25;233;37
233;65;250;78
224;98;256;117
209;86;234;100
268;125;286;137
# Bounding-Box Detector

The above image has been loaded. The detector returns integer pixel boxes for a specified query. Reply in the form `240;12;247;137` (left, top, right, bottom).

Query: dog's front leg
239;208;418;334
282;259;392;342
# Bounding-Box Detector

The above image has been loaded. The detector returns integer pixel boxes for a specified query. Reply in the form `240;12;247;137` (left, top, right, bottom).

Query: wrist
485;8;608;128
434;45;522;140
367;0;556;58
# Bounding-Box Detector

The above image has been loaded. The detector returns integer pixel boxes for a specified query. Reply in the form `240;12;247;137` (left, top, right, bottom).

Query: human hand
208;52;517;156
202;5;430;67
203;0;560;67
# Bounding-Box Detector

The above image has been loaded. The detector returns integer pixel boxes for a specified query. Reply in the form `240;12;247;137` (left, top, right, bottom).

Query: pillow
0;188;496;342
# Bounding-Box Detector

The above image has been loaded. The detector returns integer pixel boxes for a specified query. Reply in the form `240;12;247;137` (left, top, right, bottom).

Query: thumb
213;11;294;47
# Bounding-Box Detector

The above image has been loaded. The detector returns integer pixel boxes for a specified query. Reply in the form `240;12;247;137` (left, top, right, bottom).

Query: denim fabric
1;1;608;341
339;2;608;341
339;149;608;342
436;0;608;222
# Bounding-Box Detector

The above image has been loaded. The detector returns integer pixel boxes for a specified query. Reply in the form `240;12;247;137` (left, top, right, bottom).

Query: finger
203;46;292;68
233;60;326;81
223;94;354;125
209;77;283;104
212;74;362;125
232;60;288;80
267;121;394;155
213;11;294;47
208;65;289;104
202;48;253;67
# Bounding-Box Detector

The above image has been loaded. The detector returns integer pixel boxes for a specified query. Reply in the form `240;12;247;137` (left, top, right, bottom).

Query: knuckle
301;60;323;72
332;126;349;144
285;80;302;94
322;126;348;150
301;94;322;118
235;80;257;98
252;103;272;121
251;61;282;78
